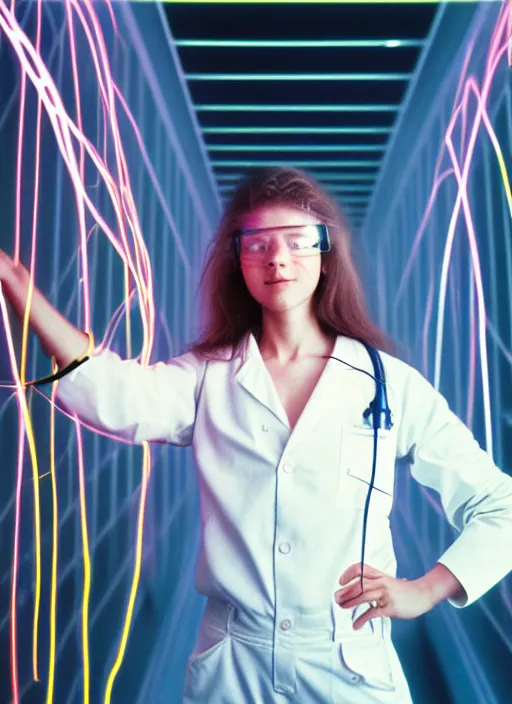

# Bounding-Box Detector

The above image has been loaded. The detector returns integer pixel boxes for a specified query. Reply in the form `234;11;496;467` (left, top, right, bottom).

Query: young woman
1;167;512;703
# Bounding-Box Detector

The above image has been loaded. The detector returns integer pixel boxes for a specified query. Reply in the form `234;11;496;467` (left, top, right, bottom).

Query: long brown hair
189;167;393;360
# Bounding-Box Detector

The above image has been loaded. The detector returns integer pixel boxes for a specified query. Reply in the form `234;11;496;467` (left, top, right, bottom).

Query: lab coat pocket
337;629;396;692
183;622;231;703
187;622;230;670
338;426;396;512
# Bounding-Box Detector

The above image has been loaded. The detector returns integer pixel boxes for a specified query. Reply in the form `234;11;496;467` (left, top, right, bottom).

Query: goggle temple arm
233;230;241;267
318;224;331;253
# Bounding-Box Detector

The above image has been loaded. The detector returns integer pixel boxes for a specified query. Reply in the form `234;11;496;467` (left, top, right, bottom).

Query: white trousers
182;599;414;703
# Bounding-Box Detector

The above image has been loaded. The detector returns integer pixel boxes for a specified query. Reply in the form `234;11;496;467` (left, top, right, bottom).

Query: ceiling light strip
203;127;392;134
196;104;398;112
187;72;410;81
212;160;381;167
207;144;385;152
215;172;377;181
218;205;368;215
218;185;369;201
175;39;422;49
328;187;373;193
220;194;367;207
218;184;372;192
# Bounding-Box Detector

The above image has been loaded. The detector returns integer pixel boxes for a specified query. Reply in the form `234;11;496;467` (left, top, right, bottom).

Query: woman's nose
265;237;290;265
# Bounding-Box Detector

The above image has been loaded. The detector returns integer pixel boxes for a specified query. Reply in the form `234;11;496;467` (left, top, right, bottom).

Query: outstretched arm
0;249;202;446
0;249;89;367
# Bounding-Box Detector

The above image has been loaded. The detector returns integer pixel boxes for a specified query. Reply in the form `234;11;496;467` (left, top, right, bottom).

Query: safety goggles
235;223;331;261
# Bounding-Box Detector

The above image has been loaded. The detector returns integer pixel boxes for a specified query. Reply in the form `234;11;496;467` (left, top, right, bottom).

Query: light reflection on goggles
237;224;331;259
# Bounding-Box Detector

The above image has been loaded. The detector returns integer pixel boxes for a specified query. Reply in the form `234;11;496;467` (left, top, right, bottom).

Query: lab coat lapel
235;334;290;428
234;334;367;436
289;335;354;440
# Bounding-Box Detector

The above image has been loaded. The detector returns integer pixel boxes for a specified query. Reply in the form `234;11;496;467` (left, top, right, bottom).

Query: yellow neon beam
46;365;59;704
20;280;42;684
76;422;92;704
104;443;152;704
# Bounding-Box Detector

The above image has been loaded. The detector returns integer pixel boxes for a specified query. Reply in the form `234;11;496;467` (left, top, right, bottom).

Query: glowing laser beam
104;443;151;704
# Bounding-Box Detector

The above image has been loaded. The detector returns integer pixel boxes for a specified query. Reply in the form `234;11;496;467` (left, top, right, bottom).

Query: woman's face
238;204;324;315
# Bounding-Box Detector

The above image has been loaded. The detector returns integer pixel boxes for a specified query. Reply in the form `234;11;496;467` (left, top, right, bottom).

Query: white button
280;619;292;631
262;425;269;432
279;542;291;554
282;464;293;473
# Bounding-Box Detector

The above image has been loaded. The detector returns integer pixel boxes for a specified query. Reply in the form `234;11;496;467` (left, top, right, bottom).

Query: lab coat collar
235;333;288;427
235;333;362;435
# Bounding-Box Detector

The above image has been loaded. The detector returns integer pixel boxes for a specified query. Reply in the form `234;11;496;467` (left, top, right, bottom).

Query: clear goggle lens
238;224;329;259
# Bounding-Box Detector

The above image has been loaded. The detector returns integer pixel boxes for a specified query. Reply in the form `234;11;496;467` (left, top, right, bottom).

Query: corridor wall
362;3;512;703
0;2;219;703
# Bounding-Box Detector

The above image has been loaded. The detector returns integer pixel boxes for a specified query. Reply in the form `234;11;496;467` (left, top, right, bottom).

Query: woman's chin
261;296;310;315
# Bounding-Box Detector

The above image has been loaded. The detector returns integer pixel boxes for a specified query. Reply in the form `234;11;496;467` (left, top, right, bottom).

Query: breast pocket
338;426;397;514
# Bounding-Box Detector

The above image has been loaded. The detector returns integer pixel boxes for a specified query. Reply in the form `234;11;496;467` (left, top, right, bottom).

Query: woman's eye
249;241;266;252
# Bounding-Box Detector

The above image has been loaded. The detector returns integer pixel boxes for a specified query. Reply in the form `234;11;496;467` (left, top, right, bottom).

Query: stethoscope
323;344;393;595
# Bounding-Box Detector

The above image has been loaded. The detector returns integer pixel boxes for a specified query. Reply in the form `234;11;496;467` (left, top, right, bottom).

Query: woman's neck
258;312;334;363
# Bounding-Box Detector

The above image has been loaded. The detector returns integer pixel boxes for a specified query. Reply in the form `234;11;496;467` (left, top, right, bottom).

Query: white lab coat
56;333;512;703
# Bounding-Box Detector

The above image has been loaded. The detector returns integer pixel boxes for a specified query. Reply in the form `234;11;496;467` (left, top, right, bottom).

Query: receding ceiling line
175;39;423;49
322;188;374;192
207;145;386;152
196;104;398;112
218;184;373;192
223;198;370;205
187;72;411;81
219;203;368;214
215;172;378;181
203;127;393;134
220;194;368;206
218;185;370;199
212;160;381;167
